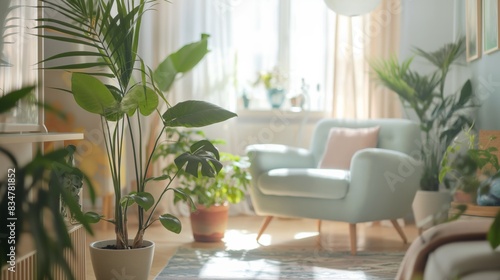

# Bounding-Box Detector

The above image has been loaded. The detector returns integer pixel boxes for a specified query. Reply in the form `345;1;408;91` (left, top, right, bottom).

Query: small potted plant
440;125;500;203
253;67;287;109
155;128;251;242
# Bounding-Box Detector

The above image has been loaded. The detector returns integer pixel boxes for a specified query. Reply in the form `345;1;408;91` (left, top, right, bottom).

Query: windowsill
236;108;326;123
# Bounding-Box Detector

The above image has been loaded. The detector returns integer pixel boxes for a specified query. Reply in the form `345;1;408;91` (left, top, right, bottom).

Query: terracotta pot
190;203;229;242
89;239;154;280
453;190;474;203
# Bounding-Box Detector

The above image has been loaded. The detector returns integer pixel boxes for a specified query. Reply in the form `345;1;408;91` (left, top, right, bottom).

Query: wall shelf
0;132;84;144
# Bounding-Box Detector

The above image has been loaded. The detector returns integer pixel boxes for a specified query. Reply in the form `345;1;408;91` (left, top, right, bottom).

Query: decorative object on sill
253;67;287;109
323;0;382;16
242;90;250;109
267;87;286;109
290;78;309;110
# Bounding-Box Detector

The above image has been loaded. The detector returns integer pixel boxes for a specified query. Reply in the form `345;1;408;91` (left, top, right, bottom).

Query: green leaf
145;174;171;183
121;85;159;116
153;56;177;92
159;214;182;234
170;33;210;73
488;210;500;249
457;80;473;107
84;212;102;223
132;192;155;211
153;34;210;92
162;100;237;127
71;73;117;116
174;140;223;178
0;86;36;114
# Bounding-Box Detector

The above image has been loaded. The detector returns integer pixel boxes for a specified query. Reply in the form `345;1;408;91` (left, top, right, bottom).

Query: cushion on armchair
318;126;380;169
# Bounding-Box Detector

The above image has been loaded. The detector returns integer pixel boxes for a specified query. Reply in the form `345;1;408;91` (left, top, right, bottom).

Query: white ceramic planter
89;239;154;280
412;190;452;231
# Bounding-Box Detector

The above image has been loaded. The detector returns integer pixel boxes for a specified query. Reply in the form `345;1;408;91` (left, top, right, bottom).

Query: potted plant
38;1;237;279
371;37;477;228
440;125;500;203
154;128;251;242
253;67;287;109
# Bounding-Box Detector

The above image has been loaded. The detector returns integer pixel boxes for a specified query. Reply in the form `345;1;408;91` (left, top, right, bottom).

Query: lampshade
324;0;382;16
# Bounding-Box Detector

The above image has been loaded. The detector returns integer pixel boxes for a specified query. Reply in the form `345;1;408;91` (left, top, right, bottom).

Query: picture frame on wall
466;0;482;61
483;0;500;54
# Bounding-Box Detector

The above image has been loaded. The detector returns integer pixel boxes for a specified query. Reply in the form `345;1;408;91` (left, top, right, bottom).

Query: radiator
1;225;86;280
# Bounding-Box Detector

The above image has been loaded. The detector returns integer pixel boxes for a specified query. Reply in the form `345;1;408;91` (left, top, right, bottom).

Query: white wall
400;0;500;130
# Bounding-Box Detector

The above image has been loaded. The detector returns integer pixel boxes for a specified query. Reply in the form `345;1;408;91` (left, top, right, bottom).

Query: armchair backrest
310;119;420;165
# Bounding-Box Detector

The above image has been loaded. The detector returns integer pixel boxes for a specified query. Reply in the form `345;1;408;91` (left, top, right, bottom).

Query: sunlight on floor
294;231;319;240
223;230;271;250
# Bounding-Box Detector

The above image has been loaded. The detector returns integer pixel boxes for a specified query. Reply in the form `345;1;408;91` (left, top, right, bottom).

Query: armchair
246;118;423;255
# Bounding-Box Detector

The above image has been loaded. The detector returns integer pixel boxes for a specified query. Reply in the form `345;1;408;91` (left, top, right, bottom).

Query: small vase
267;88;286;109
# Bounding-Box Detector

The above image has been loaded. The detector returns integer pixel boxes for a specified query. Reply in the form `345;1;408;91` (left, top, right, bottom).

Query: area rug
155;247;405;279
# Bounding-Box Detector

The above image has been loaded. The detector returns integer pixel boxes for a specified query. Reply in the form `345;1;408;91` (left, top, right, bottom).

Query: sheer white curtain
139;1;253;216
330;0;402;119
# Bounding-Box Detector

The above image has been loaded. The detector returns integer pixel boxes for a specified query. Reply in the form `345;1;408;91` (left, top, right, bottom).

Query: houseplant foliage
371;37;477;191
439;125;499;199
37;0;237;251
0;89;96;280
154;127;250;241
155;128;251;208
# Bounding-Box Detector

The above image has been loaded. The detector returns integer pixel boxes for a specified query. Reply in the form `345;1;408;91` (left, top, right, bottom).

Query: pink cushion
318;126;380;169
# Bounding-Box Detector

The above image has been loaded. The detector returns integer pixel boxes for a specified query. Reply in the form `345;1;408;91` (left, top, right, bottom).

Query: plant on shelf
38;0;236;278
154;127;251;242
371;37;477;192
439;125;500;203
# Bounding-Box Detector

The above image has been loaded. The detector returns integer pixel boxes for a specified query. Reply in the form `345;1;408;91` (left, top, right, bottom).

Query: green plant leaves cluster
37;0;237;251
371;37;477;191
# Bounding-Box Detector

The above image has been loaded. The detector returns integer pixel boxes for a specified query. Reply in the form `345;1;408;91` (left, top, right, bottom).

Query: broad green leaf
0;86;35;114
174;140;223;178
159;214;182;234
121;85;158;116
457;80;473;107
153;56;177;92
84;212;102;223
154;34;210;92
132;192;155;211
120;195;136;207
488;210;500;249
162;100;237;127
170;34;210;73
71;73;117;116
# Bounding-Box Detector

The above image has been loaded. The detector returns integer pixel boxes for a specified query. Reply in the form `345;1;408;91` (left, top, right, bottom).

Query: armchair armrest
347;148;423;220
246;144;315;175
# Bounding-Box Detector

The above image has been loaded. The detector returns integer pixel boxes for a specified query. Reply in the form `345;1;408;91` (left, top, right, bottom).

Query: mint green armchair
246;118;423;255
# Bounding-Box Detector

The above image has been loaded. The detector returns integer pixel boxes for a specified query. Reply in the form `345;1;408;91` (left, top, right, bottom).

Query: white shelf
0;132;84;144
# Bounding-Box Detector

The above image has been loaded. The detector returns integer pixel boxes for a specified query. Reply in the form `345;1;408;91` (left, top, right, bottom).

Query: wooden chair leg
256;216;274;241
316;220;322;246
391;219;408;244
349;223;357;256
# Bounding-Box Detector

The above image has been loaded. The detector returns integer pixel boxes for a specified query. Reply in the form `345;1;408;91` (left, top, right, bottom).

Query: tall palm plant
371;38;477;191
37;0;237;249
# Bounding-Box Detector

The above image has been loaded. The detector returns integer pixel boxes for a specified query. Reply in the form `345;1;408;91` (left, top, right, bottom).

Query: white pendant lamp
324;0;382;16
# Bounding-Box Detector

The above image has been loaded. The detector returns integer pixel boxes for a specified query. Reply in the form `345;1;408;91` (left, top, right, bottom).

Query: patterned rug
155;246;405;280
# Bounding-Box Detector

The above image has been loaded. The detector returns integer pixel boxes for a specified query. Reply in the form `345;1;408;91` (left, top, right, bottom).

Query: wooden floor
85;216;419;280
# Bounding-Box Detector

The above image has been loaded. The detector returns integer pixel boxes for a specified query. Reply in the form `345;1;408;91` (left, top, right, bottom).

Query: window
232;0;333;112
